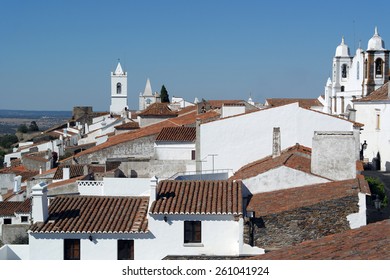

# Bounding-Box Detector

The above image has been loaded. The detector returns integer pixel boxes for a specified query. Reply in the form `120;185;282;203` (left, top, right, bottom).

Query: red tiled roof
249;220;390;260
353;82;389;102
138;103;178;117
47;175;86;190
231;144;312;180
114;121;140;130
0;199;30;216
247;178;368;217
150;180;243;215
23;152;50;162
265;98;323;108
155;127;196;142
30;195;149;233
53;165;87;180
0;165;39;182
72;110;219;159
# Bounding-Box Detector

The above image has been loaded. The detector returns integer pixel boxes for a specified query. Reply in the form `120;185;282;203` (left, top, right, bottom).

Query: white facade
110;62;128;115
78;177;151;196
154;142;195;160
323;27;389;115
242;166;330;196
199;103;359;173
354;99;390;170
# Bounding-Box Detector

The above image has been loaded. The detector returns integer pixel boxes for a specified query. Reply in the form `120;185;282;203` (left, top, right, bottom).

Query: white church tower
110;61;128;115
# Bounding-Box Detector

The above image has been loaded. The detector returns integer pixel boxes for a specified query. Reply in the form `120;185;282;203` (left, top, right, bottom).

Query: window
376;114;381;130
365;59;368;78
357;61;360;79
116;82;122;94
375;58;383;76
184;221;201;243
341;97;345;114
341;86;345;92
341;64;347;78
21;216;29;223
3;218;12;225
64;239;80;260
118;240;134;260
191;150;196;160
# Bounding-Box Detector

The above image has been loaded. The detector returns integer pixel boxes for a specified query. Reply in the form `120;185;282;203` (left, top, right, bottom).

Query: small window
191;150;196;160
375;58;383;77
21;216;29;223
3;218;12;225
116;82;122;94
341;64;347;78
64;239;80;260
118;240;134;260
184;221;201;243
376;114;381;130
357;61;360;79
341;86;345;92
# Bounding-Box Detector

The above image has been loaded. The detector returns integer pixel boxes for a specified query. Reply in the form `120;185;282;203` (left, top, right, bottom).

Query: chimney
195;118;202;172
31;182;48;223
348;108;357;122
272;127;281;158
149;176;158;209
39;166;43;174
63;167;70;180
13;175;22;194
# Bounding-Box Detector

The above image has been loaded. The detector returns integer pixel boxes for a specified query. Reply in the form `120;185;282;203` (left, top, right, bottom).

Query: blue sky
0;0;389;111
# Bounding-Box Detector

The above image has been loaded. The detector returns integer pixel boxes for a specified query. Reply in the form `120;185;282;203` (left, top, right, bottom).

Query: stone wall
1;224;29;244
244;196;359;250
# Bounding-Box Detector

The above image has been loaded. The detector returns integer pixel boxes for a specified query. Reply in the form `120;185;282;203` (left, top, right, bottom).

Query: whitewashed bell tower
110;60;128;115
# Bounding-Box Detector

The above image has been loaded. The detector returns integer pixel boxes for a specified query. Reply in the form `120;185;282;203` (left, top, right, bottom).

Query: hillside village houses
1;28;390;259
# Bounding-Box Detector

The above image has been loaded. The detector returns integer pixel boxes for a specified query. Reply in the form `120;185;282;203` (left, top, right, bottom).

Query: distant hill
0;109;72;135
0;109;72;119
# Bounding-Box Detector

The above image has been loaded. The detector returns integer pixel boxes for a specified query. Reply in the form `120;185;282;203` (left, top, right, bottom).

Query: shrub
366;176;388;208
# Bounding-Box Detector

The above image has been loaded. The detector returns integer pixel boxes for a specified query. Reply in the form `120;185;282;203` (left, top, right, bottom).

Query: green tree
0;134;18;149
160;85;170;103
366;176;388;208
28;121;39;132
17;124;28;133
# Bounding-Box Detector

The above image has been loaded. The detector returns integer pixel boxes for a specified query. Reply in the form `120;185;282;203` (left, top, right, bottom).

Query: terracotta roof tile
353;82;389;102
266;98;323;108
30;195;149;233
72;110;219;159
47;175;86;190
0;165;39;182
114;121;140;130
231;144;312;180
0;199;30;216
53;165;87;180
138;103;178;117
247;178;367;216
155;127;196;142
150;180;242;215
249;220;390;260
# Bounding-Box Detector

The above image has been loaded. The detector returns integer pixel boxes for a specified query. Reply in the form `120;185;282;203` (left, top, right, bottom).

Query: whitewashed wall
200;103;357;172
154;143;195;160
347;192;367;229
242;166;330;196
354;101;390;170
78;178;151;196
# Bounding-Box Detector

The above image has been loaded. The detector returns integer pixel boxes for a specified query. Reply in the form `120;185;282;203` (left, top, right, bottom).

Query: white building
139;78;161;111
323;27;389;115
110;61;128;115
353;82;390;170
1;179;263;260
198;102;361;173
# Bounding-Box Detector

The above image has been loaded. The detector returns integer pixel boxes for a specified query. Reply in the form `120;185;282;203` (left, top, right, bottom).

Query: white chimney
272;127;281;158
149;176;158;208
13;175;22;194
31;182;48;223
63;167;70;180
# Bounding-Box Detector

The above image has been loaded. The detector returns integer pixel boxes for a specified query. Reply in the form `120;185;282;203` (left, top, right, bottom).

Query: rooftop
0;199;30;217
150;180;243;215
247;177;370;216
30;195;149;234
248;220;390;260
353;82;389;102
155;127;196;142
265;98;323;108
138;103;178;117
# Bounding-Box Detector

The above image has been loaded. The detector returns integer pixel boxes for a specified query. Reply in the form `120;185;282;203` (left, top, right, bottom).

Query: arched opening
365;59;368;79
341;64;347;78
375;58;383;77
116;82;122;94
